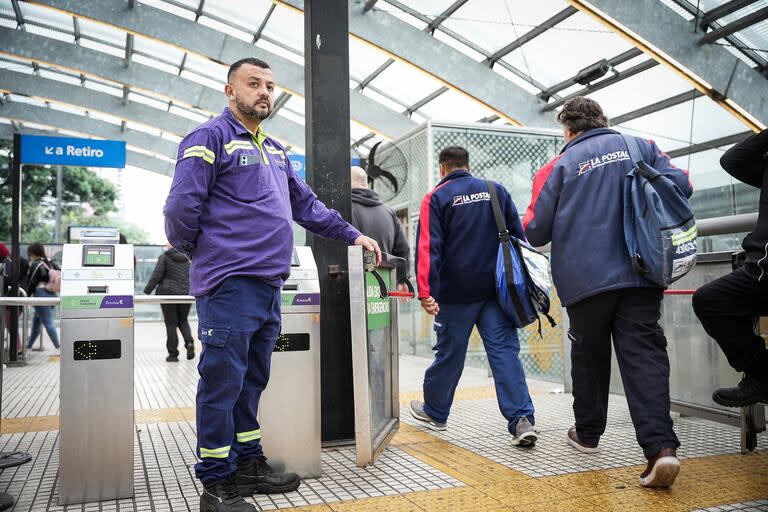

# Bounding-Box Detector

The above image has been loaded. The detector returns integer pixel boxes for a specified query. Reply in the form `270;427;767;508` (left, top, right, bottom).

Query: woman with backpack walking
144;245;195;362
26;243;61;351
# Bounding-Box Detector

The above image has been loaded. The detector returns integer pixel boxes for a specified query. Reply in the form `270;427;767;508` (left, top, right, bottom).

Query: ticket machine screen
82;245;115;267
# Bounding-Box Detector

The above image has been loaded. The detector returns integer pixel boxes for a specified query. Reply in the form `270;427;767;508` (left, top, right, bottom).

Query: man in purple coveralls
164;57;381;512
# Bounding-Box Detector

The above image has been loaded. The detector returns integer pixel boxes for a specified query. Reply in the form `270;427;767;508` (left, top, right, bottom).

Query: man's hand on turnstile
354;235;382;265
419;296;439;316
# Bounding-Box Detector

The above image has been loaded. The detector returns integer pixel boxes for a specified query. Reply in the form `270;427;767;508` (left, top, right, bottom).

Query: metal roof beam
0;123;174;175
701;6;768;43
567;0;768;129
279;0;555;127
700;0;759;28
666;130;753;158
0;27;305;149
0;101;179;164
0;69;200;137
27;0;417;140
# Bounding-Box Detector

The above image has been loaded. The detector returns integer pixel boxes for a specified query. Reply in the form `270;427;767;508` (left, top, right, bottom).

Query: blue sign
20;134;127;168
288;154;306;181
288;155;365;182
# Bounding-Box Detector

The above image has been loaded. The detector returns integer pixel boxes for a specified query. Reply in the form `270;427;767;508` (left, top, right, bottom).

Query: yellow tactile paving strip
2;388;766;510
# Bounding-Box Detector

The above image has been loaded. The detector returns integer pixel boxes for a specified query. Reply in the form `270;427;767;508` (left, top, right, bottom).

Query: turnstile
259;246;322;478
59;238;135;505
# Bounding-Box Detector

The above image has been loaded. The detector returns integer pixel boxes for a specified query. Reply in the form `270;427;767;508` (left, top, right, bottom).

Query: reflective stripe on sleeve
236;429;262;443
199;445;230;458
182;145;215;164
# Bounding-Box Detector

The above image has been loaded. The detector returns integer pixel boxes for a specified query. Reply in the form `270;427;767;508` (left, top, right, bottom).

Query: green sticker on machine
366;270;390;330
61;296;102;309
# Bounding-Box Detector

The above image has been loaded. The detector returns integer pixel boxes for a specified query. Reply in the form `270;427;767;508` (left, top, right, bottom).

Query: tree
0;139;149;244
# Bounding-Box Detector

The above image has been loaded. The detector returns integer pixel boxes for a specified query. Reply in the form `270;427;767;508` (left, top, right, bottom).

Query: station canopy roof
0;0;765;180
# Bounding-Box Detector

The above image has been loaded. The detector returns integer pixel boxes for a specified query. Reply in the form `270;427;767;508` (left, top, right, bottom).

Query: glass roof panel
139;0;197;20
717;1;768;51
203;0;273;29
672;147;734;190
132;36;185;66
0;16;16;30
582;64;691;118
79;38;125;59
129;91;170;112
618;97;749;151
26;23;73;43
169;104;210;123
179;69;225;91
259;4;303;53
349;37;392;80
76;17;127;46
17;1;73;31
83;79;123;98
509;11;633;88
255;38;304;66
132;54;181;75
441;0;566;53
384;8;428;30
197;15;252;42
360;86;410;114
38;68;81;86
415;88;495;123
183;53;228;82
367;60;443;105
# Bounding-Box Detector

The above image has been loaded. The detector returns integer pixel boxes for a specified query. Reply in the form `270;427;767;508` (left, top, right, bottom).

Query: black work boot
200;478;255;512
713;375;768;407
234;457;300;495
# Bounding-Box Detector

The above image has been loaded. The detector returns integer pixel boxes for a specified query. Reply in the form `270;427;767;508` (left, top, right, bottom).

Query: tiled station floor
0;322;765;511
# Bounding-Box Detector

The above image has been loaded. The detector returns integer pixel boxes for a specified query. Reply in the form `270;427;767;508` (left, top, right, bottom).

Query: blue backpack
622;134;697;287
486;181;555;334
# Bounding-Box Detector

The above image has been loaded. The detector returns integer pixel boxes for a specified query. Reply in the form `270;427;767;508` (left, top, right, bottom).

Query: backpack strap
486;181;529;325
621;134;644;165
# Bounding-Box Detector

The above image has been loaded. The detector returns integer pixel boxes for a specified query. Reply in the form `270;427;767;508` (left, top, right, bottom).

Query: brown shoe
566;426;599;453
639;448;679;488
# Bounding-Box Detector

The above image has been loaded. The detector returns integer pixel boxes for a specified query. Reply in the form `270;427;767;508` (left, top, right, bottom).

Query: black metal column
8;134;21;363
304;0;354;443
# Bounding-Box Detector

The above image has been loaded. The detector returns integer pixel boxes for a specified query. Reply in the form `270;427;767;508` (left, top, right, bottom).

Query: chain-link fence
383;122;566;383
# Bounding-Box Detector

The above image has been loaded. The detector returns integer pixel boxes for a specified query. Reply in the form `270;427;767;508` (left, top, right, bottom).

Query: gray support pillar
8;134;21;363
55;165;62;242
304;0;354;443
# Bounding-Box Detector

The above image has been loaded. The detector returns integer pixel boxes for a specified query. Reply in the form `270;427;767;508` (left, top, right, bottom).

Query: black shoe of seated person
712;375;768;407
234;457;300;495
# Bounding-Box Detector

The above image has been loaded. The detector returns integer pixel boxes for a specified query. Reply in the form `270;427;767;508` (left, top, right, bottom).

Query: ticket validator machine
259;246;321;478
59;229;135;505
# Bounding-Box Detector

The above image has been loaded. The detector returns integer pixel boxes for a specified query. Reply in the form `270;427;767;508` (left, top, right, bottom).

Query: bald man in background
350;166;410;276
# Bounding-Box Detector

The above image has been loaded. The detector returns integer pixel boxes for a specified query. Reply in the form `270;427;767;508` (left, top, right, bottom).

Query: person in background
410;146;538;448
350;165;411;281
693;128;768;407
0;242;26;354
25;243;60;352
524;97;692;488
144;245;195;362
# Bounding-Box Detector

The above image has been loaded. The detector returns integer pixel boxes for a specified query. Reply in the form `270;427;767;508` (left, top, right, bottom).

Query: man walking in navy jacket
525;97;692;488
410;146;537;447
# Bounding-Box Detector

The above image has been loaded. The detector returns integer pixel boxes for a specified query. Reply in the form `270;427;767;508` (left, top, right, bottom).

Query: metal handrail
0;295;196;307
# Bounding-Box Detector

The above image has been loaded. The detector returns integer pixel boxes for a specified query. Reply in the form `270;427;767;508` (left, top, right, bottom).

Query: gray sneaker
409;400;447;431
511;417;537;447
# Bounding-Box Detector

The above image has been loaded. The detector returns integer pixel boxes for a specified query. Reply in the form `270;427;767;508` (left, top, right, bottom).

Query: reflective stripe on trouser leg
200;446;231;459
231;287;281;462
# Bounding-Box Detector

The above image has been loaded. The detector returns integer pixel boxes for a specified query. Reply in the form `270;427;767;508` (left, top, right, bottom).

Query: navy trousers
422;300;535;433
567;287;680;459
194;276;281;484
